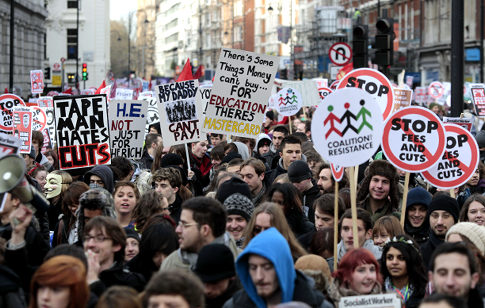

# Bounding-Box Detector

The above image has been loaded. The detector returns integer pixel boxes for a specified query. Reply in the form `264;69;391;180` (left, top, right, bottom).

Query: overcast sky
110;0;138;21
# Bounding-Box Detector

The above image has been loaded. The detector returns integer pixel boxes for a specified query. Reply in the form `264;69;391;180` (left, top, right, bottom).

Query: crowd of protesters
2;103;485;308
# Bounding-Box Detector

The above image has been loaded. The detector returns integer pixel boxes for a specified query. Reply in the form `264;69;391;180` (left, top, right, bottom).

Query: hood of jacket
84;165;114;193
254;133;272;152
233;141;250;160
236;227;295;308
337;239;382;262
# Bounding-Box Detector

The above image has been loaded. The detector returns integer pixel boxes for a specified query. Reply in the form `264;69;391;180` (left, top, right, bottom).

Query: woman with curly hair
328;248;383;306
380;234;427;308
29;255;89;308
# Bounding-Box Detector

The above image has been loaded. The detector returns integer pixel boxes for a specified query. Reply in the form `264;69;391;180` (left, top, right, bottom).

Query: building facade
0;0;47;97
45;0;110;90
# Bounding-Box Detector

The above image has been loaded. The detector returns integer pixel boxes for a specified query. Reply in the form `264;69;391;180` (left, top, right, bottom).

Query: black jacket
91;261;146;297
223;271;333;308
169;194;183;224
0;264;26;308
206;278;241;308
420;232;444;270
265;158;287;187
302;183;321;223
138;150;154;171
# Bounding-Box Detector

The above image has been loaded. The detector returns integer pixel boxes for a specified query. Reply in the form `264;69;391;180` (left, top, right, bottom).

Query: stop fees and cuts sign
381;106;446;172
421;124;479;189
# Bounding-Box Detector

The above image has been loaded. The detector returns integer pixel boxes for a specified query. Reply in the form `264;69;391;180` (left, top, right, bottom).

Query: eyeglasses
177;221;198;229
83;234;112;243
253;226;270;235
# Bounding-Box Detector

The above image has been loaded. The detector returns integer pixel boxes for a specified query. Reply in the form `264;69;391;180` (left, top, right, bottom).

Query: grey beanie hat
223;193;254;221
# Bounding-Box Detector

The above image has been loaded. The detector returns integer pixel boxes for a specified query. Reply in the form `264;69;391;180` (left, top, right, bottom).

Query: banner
339;294;401;308
203;48;278;138
443;116;473;131
30;70;44;95
54;95;111;170
470;84;485;116
115;88;134;100
44;107;56;147
12;106;33;154
392;88;413;113
109;100;147;159
0;94;26;134
156;80;203;146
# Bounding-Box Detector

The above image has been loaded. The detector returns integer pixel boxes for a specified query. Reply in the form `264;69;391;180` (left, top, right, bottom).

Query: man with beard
160;197;239;272
316;163;349;194
421;194;459;269
429;242;484;307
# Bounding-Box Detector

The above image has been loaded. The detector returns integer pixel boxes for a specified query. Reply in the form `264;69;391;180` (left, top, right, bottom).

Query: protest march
2;47;485;308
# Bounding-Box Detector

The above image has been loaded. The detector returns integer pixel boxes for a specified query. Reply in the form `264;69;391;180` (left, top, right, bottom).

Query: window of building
67;0;78;9
67;29;78;59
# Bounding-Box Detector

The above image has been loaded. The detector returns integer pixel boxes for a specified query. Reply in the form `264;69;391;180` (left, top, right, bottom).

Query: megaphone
0;155;49;213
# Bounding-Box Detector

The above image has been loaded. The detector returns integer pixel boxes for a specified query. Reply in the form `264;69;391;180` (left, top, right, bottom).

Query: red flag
4;88;8;93
62;87;73;95
95;80;106;94
176;58;194;82
336;62;354;80
194;65;204;79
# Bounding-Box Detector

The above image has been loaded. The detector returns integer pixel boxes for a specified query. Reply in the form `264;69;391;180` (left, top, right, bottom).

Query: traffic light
44;67;50;79
374;18;394;66
67;73;76;84
82;63;88;81
352;25;368;69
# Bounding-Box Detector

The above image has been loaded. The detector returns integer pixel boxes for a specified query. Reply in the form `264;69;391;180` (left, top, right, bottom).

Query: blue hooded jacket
236;227;296;308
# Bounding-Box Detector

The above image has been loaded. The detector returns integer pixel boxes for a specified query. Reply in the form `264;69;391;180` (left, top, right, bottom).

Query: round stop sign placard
0;94;26;131
312;88;383;167
382;106;446;172
32;106;47;131
331;164;344;182
318;87;332;103
421;124;479;189
337;68;394;121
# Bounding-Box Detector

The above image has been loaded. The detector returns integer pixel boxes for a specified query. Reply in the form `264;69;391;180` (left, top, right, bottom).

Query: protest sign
428;81;445;100
30;70;44;95
139;96;159;134
31;106;47;132
27;98;38;106
313;78;328;88
109;100;147;159
443;116;473;131
44;107;56;146
0;94;26;133
337;68;394;121
54;95;111;170
318;87;332;103
41;128;52;153
414;86;428;105
392;88;413;113
278;80;320;107
138;91;154;100
470;84;485;116
115;88;134;100
422;124;479;189
37;96;53;108
12;106;33;154
330;164;344;182
100;85;112;103
156;80;203;146
339;294;401;308
0;132;20;157
203;48;278;138
311;88;383;167
275;87;302;116
382;106;446;172
197;84;212;115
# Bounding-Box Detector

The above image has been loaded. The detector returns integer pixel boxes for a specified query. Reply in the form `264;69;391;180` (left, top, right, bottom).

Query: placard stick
349;166;359;248
333;181;339;271
400;172;410;227
289;116;293;134
184;143;192;172
450;189;456;198
354;165;359;187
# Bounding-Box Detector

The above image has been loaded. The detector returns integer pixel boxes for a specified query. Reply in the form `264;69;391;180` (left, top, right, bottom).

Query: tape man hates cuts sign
337;68;394;121
311;88;383;167
422;124;479;189
381;106;446;173
203;48;278;138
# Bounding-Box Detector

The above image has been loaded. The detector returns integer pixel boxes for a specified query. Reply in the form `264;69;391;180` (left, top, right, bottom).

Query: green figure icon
356;99;373;132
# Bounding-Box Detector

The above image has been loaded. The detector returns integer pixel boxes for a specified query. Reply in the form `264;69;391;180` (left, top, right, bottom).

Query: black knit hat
287;160;312;183
194;243;235;283
125;228;140;242
407;186;432;209
160;153;184;167
223;193;254;221
428;194;459;223
221;152;242;164
216;177;251;203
